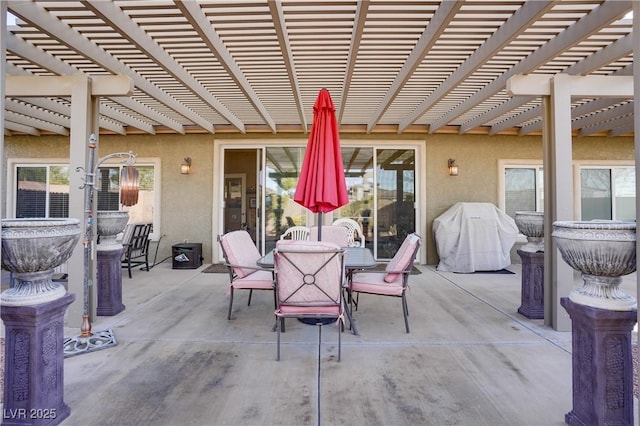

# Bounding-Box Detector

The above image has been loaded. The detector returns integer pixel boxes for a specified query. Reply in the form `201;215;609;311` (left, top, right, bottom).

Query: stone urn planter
96;211;129;316
97;210;129;249
515;211;544;252
552;220;636;311
1;218;81;306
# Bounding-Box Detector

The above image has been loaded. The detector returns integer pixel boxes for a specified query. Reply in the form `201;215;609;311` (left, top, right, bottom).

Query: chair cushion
276;239;340;251
384;233;420;283
276;305;341;317
231;269;274;290
309;226;350;247
350;272;404;296
220;230;261;278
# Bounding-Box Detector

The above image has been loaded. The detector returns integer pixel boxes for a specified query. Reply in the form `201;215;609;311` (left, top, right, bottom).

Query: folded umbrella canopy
294;89;348;240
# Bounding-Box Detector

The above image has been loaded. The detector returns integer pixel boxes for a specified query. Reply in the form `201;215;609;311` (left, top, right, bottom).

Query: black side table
172;243;203;269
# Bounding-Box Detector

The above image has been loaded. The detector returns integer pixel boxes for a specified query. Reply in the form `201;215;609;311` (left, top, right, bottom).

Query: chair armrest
353;269;409;275
223;262;273;273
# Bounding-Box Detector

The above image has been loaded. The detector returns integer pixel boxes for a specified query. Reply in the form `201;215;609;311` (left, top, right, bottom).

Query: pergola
1;1;638;331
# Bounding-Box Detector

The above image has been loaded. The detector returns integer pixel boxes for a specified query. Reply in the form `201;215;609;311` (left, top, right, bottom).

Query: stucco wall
3;133;215;264
3;132;634;266
425;134;634;264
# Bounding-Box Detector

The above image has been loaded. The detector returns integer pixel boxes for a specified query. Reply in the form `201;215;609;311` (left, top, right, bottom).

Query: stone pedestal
517;249;544;319
561;297;636;426
1;293;75;426
96;246;125;316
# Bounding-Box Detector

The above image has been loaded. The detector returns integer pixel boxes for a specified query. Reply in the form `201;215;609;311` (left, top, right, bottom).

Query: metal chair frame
273;241;345;361
121;223;152;279
218;231;275;321
348;233;421;333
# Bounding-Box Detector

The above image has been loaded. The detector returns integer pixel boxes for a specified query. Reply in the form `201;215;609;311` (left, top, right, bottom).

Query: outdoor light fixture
448;158;459;176
181;157;192;174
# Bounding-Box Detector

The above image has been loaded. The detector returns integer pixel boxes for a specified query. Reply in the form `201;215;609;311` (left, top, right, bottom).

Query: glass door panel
264;147;308;252
376;149;415;259
224;174;246;233
256;146;416;259
336;147;374;248
224;149;260;242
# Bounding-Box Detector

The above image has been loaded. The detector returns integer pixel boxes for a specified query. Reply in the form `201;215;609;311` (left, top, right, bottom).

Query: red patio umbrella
294;89;348;240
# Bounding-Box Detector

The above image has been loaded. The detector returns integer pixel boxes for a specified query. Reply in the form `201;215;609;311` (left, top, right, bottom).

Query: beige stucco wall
3;133;215;264
425;134;634;264
3;132;634;266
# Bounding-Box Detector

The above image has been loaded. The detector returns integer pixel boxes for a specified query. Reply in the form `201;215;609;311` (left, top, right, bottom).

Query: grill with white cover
433;202;518;273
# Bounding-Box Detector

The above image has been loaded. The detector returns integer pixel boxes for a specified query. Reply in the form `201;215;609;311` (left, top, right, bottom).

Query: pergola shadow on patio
39;261;634;425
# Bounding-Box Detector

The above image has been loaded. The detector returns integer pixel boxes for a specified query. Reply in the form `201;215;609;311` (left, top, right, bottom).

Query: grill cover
433;202;518;273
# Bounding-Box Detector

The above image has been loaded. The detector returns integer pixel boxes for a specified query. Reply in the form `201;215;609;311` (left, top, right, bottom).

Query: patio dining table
257;246;376;335
257;246;375;270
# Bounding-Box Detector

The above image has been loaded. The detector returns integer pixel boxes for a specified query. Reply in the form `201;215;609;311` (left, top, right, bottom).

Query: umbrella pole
318;212;323;241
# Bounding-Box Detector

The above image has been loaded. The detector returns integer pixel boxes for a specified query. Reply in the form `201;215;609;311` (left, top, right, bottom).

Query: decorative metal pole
64;134;137;357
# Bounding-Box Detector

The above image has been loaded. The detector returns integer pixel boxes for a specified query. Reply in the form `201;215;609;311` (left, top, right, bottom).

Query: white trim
6;157;69;219
497;159;544;212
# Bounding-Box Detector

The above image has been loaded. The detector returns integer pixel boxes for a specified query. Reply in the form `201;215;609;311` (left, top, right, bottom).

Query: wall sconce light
181;157;192;174
448;158;459;176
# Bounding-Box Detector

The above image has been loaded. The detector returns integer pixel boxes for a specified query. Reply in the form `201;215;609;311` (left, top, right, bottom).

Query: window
501;161;635;222
503;165;544;218
16;165;70;218
13;161;158;236
580;166;635;221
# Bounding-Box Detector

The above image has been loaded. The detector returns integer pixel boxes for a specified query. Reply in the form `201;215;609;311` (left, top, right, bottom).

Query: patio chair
121;223;153;279
273;240;345;361
332;218;366;247
279;226;310;241
218;230;275;321
348;233;421;333
309;225;350;247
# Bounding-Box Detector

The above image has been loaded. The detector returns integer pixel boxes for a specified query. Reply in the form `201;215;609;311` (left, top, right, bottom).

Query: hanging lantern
120;166;139;207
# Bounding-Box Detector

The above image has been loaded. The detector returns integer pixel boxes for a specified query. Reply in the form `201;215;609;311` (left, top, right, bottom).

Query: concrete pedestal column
1;293;75;426
517;249;544;319
561;297;636;426
96;246;125;316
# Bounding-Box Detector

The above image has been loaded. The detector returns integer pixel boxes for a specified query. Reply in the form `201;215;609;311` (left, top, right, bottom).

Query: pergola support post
4;74;133;326
507;73;633;332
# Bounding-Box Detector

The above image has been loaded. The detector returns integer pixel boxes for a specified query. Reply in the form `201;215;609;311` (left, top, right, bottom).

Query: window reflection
376;149;415;259
337;147;374;246
262;146;416;259
264;147;307;251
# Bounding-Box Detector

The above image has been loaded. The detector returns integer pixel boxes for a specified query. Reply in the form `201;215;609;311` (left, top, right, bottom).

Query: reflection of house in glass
15;164;155;224
17;180;70;218
261;146;416;258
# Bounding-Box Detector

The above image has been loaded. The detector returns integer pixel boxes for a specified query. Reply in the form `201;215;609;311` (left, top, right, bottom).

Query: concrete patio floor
3;260;639;425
